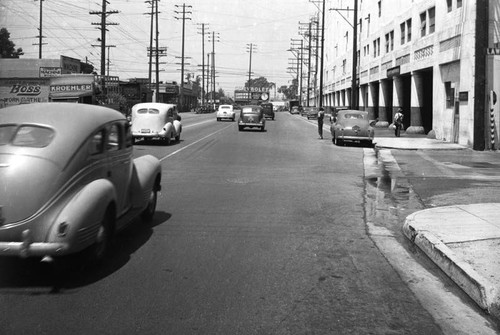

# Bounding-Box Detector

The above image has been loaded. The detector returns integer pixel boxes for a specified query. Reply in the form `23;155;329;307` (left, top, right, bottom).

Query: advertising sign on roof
40;67;62;77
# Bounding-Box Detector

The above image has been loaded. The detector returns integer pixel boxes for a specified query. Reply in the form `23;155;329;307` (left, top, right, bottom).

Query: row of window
360;6;436;60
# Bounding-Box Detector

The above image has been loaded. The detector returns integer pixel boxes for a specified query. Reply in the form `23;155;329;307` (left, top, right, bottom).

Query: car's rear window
0;125;55;147
220;106;231;109
242;107;260;114
137;108;160;114
343;113;365;119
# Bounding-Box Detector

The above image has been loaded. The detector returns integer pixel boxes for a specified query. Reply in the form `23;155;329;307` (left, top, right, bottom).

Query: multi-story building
321;0;499;150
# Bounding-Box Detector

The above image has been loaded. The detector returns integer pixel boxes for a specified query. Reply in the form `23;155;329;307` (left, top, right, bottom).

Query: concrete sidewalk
373;127;467;150
403;204;500;318
371;127;500;318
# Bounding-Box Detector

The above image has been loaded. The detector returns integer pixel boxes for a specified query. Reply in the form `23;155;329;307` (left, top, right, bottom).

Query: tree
278;78;298;100
245;76;275;90
0;28;24;58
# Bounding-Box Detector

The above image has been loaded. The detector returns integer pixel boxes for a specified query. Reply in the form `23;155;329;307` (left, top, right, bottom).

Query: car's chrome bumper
0;230;67;258
339;135;373;141
239;123;263;126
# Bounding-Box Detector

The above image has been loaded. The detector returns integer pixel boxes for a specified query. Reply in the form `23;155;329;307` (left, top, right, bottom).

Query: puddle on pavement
364;148;424;235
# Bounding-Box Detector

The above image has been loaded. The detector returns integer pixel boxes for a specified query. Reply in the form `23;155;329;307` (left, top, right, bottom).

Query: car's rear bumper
239;122;264;127
338;135;373;142
0;240;67;258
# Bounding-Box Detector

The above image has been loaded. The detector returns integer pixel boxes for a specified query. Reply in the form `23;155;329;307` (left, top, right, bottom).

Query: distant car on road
131;103;182;144
300;106;311;117
216;104;236;121
261;102;275;120
306;107;320;120
330;109;374;146
238;105;266;131
0;103;162;265
290;106;300;115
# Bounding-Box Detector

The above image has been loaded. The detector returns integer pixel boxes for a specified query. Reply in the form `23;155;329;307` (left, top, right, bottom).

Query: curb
403;212;500;318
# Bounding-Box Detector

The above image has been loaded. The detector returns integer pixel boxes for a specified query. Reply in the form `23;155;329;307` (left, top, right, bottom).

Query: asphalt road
0;112;497;334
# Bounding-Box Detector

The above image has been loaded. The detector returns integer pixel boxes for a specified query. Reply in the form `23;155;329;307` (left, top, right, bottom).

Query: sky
0;0;319;96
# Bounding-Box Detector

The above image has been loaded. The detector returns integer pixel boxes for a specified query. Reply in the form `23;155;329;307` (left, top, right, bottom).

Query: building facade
321;0;499;150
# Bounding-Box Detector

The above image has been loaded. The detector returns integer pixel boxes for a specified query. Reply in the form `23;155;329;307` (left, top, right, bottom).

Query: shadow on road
0;211;172;293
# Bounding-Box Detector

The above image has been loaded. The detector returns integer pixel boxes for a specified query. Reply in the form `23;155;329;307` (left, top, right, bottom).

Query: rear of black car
261;103;275;120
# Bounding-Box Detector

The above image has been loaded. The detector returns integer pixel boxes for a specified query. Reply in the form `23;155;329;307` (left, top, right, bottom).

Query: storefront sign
0;78;50;107
40;67;62;77
60;55;81;74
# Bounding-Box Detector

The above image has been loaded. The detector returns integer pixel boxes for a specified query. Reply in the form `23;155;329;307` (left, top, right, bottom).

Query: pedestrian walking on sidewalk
394;108;404;137
317;107;325;139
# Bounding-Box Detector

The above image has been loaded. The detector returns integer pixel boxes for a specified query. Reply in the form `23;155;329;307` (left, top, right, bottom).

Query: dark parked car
306;107;320;120
238;105;266;131
261;102;275;120
330;109;374;146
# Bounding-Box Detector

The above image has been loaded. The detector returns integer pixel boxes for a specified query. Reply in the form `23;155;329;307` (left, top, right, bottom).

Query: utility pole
246;43;257;102
90;0;119;98
34;0;46;59
351;0;359;110
290;39;304;105
206;52;211;106
145;0;155;87
330;0;359;109
208;32;220;108
319;0;325;108
299;21;314;107
175;3;192;111
197;23;209;106
106;45;116;77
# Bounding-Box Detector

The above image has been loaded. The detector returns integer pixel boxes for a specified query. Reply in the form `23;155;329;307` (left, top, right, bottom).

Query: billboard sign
0;78;50;108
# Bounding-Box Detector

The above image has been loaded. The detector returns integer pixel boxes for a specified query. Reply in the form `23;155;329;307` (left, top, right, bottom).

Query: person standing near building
394;108;404;137
317;107;325;139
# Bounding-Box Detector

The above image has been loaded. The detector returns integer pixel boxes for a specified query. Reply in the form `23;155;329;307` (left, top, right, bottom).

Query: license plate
141;129;150;133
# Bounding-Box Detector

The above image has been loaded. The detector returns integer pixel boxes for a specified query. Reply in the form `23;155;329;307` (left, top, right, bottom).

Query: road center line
183;119;214;128
159;123;233;162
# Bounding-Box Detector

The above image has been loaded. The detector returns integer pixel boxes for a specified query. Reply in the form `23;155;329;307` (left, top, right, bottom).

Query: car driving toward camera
0;103;162;265
330;109;374;146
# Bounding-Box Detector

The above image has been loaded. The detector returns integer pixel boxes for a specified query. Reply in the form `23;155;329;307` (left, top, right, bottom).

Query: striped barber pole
490;90;497;150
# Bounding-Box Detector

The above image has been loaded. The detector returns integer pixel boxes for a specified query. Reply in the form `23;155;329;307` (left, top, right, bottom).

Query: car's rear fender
159;122;173;138
173;120;181;135
47;179;117;254
130;155;161;210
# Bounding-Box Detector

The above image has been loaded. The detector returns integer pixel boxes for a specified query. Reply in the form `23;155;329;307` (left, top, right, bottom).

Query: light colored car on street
238;105;266;131
216;104;235;121
131;102;182;144
0;103;162;265
330;109;374;146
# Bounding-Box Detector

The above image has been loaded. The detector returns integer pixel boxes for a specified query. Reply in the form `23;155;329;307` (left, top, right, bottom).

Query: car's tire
238;126;243;131
165;136;171;145
261;126;265;132
141;184;158;222
86;209;113;265
175;134;180;142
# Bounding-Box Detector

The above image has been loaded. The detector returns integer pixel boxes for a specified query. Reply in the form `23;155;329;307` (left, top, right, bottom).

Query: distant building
322;0;499;150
